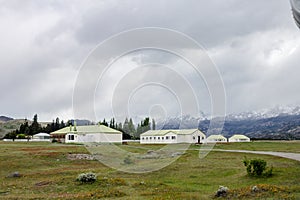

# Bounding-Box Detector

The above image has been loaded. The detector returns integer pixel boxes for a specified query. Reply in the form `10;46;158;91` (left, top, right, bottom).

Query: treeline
4;114;69;140
99;117;155;139
4;114;155;140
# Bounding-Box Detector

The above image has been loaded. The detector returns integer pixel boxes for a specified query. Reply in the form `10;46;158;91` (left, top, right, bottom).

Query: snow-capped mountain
156;105;300;139
156;113;208;130
226;105;300;121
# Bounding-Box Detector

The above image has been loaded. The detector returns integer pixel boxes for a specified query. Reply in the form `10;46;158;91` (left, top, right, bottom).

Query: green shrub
76;172;97;183
17;134;26;139
243;157;273;177
123;155;133;165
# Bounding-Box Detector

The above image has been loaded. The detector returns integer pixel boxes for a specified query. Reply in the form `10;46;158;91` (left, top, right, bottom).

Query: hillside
0;119;27;138
0;114;51;138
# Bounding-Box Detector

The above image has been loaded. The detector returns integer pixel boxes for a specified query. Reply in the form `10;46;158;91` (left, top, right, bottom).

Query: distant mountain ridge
157;105;300;140
226;105;300;121
0;116;14;122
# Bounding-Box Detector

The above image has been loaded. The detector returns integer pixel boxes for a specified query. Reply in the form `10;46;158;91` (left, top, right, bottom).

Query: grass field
0;141;299;199
213;140;300;153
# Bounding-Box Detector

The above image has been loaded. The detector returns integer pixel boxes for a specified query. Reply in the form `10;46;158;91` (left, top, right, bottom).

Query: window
162;137;164;140
166;136;169;140
142;137;144;140
154;137;156;140
193;136;195;140
68;135;75;141
146;137;148;140
158;137;160;140
171;136;176;140
150;137;152;140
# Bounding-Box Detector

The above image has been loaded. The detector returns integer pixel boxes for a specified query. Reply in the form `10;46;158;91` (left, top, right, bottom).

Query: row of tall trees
99;117;156;139
4;114;68;139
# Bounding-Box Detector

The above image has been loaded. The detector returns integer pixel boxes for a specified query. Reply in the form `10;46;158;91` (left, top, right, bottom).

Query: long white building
50;125;122;143
140;129;206;144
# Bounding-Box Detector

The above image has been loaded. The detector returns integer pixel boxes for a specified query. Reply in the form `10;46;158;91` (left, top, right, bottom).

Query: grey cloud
0;0;299;121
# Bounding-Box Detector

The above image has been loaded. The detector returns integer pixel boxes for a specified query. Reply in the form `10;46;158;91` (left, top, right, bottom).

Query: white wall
177;130;206;144
140;133;178;144
228;138;250;142
140;130;206;144
3;139;50;142
65;133;122;143
92;133;122;143
206;138;227;143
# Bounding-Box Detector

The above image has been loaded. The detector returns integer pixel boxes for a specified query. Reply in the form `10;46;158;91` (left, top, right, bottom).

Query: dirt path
215;149;300;162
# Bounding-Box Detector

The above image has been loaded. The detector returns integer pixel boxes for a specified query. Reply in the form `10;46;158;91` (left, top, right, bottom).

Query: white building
206;134;227;143
32;133;51;142
228;134;250;142
140;129;206;144
50;125;122;143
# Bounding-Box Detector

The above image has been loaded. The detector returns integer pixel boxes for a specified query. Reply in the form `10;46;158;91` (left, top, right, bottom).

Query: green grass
0;141;299;199
213;140;300;153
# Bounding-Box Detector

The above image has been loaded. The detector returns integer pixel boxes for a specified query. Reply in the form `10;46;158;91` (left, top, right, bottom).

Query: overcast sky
0;0;299;122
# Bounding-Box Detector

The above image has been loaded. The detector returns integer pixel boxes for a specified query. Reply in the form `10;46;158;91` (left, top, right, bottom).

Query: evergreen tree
136;124;142;136
19;119;29;134
123;118;130;135
60;120;65;129
30;114;41;135
51;120;55;132
4;130;17;140
55;117;60;130
128;118;136;136
117;122;123;131
112;118;115;128
135;117;151;138
142;117;150;132
100;118;108;126
152;118;156;130
109;118;116;128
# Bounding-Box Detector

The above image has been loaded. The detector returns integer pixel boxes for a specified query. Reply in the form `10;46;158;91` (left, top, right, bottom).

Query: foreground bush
215;186;229;197
218;184;294;199
76;172;97;183
243;157;273;177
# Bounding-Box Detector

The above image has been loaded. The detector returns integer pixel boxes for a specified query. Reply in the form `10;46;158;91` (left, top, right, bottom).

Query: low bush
123;155;134;165
215;186;229;197
17;134;26;139
243;157;273;177
76;172;97;183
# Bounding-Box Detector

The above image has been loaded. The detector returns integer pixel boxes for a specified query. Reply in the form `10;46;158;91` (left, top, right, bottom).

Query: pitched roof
229;134;250;139
50;125;121;135
34;133;50;137
206;134;227;140
141;129;203;136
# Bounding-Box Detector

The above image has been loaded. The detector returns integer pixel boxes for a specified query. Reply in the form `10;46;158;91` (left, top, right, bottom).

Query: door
198;136;201;143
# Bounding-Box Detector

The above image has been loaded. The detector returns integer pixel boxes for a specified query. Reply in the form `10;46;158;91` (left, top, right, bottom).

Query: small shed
228;134;250;142
206;134;227;143
32;133;51;141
